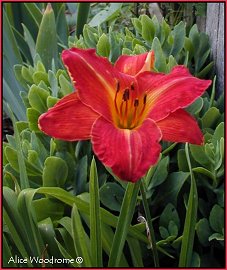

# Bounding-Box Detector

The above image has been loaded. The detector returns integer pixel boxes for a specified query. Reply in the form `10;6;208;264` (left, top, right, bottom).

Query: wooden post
205;3;224;95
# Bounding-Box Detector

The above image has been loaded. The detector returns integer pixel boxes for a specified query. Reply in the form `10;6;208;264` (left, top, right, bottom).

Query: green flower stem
108;181;140;267
140;180;159;267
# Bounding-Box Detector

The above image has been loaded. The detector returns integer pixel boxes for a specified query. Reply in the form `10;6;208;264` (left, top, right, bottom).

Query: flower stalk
140;180;159;267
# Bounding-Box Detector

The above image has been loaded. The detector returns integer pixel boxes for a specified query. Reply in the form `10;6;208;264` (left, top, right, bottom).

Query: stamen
114;80;120;114
130;82;135;91
143;94;147;104
138;94;147;121
130;99;139;128
134;99;139;107
122;88;130;101
123;99;128;127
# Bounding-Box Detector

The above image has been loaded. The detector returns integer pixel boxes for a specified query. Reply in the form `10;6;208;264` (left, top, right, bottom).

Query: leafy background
3;3;224;268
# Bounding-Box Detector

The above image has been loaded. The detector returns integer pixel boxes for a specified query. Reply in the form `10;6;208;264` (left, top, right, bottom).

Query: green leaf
22;24;36;60
33;198;64;222
179;143;198;267
3;234;16;267
148;156;169;189
35;4;58;70
170;21;185;56
192;167;215;182
32;71;49;85
108;181;140;267
28;85;49;113
47;96;59;108
196;218;212;247
189;144;210;167
3;187;33;265
7;107;29;188
57;217;74;243
38;218;62;264
141;15;155;43
27;108;40;132
71;204;92;267
81;212;129;267
89;157;102;267
100;182;124;211
59;74;73;96
153;172;189;207
54;238;78;267
127;237;143;267
89;3;122;27
83;24;99;48
43;156;68;187
151;37;166;72
212;122;224;146
186;97;203;115
3;79;26;121
76;3;90;37
209;204;224;233
209;233;224;241
21;66;34;83
17;189;45;261
201;107;221;129
36;187;149;244
12;26;33;64
74;155;88;195
55;3;68;46
3;9;22;65
24;3;42;27
48;70;59;97
191;252;200;267
160;203;180;229
168;220;178;237
159;226;169;239
97;33;110;57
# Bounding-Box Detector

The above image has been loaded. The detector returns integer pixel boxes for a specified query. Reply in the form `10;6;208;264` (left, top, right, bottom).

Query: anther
134;99;139;107
123;88;130;101
116;80;120;92
130;82;135;91
143;94;147;105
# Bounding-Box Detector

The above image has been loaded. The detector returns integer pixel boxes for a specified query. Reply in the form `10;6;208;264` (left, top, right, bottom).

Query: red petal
115;51;155;76
136;66;212;121
156;109;204;145
38;93;99;141
91;117;162;182
62;48;132;121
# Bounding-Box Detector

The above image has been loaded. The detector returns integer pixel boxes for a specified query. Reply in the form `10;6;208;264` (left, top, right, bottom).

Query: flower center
113;80;147;129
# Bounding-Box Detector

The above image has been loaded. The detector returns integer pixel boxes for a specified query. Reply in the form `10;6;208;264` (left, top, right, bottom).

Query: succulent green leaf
100;182;124;211
43;156;68;187
36;4;58;70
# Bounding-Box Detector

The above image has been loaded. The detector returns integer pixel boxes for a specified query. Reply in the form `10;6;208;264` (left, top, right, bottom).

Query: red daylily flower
38;48;211;182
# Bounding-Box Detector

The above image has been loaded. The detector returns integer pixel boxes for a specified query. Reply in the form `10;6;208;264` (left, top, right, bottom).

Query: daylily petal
91;117;162;182
156;109;203;145
115;51;155;76
136;66;212;121
62;48;133;121
38;92;99;141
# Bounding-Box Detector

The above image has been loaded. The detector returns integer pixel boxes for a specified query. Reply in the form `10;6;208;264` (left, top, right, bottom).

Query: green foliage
3;3;224;268
69;14;213;77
